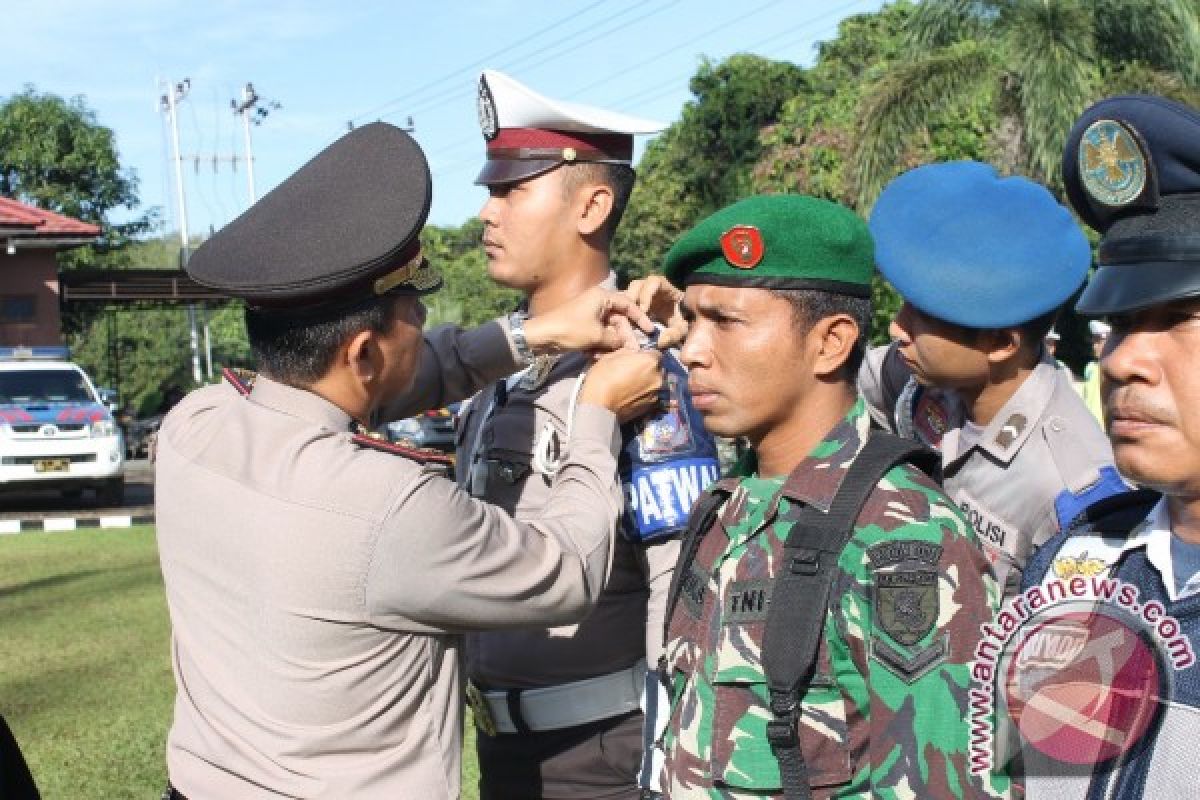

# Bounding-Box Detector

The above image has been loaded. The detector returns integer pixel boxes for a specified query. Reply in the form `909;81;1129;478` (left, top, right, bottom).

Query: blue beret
1063;95;1200;315
869;161;1091;329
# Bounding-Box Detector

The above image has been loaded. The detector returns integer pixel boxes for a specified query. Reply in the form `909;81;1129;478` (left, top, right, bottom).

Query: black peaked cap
186;122;438;310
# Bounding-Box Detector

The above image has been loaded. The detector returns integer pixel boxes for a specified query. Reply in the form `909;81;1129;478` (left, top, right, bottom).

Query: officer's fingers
656;320;688;350
601;292;656;334
605;315;640;352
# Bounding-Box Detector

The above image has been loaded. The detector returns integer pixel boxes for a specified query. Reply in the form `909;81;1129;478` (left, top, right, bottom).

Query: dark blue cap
869;161;1091;329
1064;95;1200;315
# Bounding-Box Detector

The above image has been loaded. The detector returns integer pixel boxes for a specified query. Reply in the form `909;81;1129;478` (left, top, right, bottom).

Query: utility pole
232;83;260;204
160;77;204;385
232;82;281;206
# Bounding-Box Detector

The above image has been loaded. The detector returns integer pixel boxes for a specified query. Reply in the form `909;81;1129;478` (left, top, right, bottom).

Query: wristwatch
508;311;534;365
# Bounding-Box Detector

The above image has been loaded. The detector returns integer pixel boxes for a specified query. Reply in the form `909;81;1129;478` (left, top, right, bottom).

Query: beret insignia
477;75;498;141
1078;119;1148;207
720;225;764;269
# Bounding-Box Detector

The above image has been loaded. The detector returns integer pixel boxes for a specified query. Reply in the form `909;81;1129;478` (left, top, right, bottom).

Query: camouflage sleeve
836;466;1011;799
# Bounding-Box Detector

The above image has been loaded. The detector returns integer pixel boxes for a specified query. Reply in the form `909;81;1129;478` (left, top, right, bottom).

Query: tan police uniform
157;121;629;799
861;344;1119;595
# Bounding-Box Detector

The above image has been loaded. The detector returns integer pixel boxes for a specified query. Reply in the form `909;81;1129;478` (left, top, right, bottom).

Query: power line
348;0;616;125
385;0;683;126
426;0;868;171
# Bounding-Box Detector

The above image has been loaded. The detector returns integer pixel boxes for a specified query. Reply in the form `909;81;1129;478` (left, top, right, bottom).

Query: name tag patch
955;490;1018;555
623;457;721;541
725;579;772;623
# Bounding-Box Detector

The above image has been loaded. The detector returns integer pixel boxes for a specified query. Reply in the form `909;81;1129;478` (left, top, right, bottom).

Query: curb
0;514;155;534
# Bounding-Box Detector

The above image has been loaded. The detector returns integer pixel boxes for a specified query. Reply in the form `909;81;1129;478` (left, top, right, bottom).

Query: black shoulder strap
762;432;936;800
662;484;731;653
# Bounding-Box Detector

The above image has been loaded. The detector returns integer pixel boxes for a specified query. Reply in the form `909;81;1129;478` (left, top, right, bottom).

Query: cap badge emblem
1079;119;1147;207
720;225;764;269
477;76;498;141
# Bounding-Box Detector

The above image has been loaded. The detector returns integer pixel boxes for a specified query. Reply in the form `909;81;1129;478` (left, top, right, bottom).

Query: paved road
0;459;154;521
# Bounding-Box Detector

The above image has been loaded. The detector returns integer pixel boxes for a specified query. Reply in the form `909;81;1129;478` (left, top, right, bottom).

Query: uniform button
1050;418;1065;432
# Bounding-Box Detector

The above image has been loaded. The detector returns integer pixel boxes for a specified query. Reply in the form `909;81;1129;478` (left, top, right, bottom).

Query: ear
574;182;614;238
981;327;1022;365
811;314;860;378
344;328;382;387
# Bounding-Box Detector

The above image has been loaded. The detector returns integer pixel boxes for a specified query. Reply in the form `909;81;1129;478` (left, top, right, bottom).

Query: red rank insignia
720;225;764;269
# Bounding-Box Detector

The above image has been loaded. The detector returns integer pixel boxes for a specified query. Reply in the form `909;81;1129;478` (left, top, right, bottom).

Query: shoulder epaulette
352;433;454;467
222;367;257;396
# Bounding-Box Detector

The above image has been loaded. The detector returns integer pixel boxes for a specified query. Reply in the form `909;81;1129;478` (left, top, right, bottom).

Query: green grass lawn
0;527;480;799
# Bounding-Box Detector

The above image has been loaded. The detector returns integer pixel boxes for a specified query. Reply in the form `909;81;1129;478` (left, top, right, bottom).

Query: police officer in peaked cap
156;121;666;799
465;69;719;800
1023;94;1200;800
858;161;1124;599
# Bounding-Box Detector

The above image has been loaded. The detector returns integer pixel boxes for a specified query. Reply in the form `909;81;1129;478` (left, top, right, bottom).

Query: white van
0;347;124;504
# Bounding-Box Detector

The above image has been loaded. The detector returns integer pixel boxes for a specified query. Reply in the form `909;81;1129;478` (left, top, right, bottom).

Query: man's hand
579;349;664;424
625;276;687;349
524;287;656;355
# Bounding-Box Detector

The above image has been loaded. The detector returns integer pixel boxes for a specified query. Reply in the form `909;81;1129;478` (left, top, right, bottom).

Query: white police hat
475;69;664;185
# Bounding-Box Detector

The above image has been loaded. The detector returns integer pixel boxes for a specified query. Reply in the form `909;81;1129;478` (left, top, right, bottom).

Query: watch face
478;76;498;141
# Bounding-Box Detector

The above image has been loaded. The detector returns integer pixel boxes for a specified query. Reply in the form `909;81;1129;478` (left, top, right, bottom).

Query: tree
754;2;996;342
613;54;807;281
852;0;1200;209
0;86;158;266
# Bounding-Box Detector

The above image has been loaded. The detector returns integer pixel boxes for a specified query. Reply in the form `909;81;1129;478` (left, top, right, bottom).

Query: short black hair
1015;310;1059;350
244;293;403;386
771;288;872;378
560;162;635;243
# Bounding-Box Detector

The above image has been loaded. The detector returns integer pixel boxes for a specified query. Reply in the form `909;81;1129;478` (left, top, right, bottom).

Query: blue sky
6;0;883;237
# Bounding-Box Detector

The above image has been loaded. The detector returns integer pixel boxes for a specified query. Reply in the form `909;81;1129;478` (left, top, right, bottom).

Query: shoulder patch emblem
639;373;694;458
875;567;938;646
1078;118;1148;208
720;225;764;269
352;433;454;467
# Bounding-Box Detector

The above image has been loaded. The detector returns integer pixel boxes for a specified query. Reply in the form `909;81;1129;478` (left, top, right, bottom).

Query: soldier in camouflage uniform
632;195;1010;799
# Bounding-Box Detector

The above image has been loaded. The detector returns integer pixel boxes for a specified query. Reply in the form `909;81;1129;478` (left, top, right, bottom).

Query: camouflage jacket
660;398;1010;799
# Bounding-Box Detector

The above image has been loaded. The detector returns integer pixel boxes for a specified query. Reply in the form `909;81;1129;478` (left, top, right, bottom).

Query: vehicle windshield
0;369;94;404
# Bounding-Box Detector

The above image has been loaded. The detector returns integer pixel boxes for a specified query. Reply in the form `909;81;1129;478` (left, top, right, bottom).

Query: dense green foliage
0;87;158;267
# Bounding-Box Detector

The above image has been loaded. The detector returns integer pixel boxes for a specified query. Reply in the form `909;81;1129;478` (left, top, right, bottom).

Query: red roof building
0;197;100;346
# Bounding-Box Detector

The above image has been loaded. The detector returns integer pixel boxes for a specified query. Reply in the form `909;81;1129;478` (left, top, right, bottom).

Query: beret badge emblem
1079;118;1147;207
720;225;764;269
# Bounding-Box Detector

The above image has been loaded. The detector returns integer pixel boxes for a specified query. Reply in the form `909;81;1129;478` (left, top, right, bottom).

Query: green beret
663;195;873;295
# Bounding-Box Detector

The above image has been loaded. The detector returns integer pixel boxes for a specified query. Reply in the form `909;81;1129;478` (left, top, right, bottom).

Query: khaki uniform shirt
459;350;680;689
157;323;622;799
860;343;1120;596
